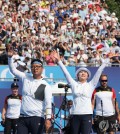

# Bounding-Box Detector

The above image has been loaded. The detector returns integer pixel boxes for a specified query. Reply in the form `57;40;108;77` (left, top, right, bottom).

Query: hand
7;46;14;58
117;115;120;124
50;50;61;62
45;119;52;133
2;115;5;122
92;118;94;125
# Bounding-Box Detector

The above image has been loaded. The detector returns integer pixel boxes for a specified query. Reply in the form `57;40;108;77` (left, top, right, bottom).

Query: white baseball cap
75;67;91;79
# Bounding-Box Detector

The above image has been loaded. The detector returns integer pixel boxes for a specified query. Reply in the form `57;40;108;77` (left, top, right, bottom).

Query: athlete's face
31;63;43;78
11;87;19;96
78;71;89;81
100;76;108;87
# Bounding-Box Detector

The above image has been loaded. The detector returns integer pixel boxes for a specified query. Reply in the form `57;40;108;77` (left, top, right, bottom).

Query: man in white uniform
2;83;22;134
92;74;120;134
7;48;52;134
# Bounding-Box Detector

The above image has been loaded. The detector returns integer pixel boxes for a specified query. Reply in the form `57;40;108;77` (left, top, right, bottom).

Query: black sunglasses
101;80;108;82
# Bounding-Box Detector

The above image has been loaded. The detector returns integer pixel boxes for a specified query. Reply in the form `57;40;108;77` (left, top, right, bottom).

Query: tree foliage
106;0;120;22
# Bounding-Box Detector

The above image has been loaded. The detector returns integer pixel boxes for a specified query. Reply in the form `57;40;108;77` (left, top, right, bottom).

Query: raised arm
90;62;107;89
51;50;76;86
7;47;26;80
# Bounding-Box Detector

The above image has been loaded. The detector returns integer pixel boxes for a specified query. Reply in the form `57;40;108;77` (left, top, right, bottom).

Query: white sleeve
90;63;106;90
8;57;26;80
45;84;52;119
58;61;75;84
58;61;77;93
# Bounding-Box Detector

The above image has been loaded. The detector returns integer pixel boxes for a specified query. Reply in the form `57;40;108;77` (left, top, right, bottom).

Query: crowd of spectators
0;0;120;69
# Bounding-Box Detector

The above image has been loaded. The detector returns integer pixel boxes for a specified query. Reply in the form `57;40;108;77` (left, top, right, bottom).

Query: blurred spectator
110;49;120;67
45;50;56;65
91;50;101;67
0;25;7;43
76;47;88;67
0;0;119;67
110;41;120;54
67;52;76;66
100;52;111;66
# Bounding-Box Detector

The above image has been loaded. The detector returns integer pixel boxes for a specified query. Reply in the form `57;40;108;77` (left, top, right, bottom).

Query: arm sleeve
92;89;96;100
8;57;26;80
112;88;116;99
90;63;106;90
45;84;52;119
58;60;76;89
5;97;8;105
19;95;22;101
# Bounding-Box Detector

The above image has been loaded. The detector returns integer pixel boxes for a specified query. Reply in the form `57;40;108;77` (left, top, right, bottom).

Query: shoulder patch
96;86;112;92
7;94;22;100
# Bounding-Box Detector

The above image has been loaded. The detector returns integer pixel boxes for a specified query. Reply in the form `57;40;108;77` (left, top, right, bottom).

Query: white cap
111;12;116;16
21;1;27;4
31;3;36;7
11;33;16;37
32;30;36;34
75;67;91;79
71;51;75;55
67;25;72;29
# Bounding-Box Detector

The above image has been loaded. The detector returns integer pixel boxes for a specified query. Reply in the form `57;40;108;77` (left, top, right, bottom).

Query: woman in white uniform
51;50;108;134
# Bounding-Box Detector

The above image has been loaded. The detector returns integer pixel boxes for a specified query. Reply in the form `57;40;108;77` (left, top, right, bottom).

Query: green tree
106;0;120;22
